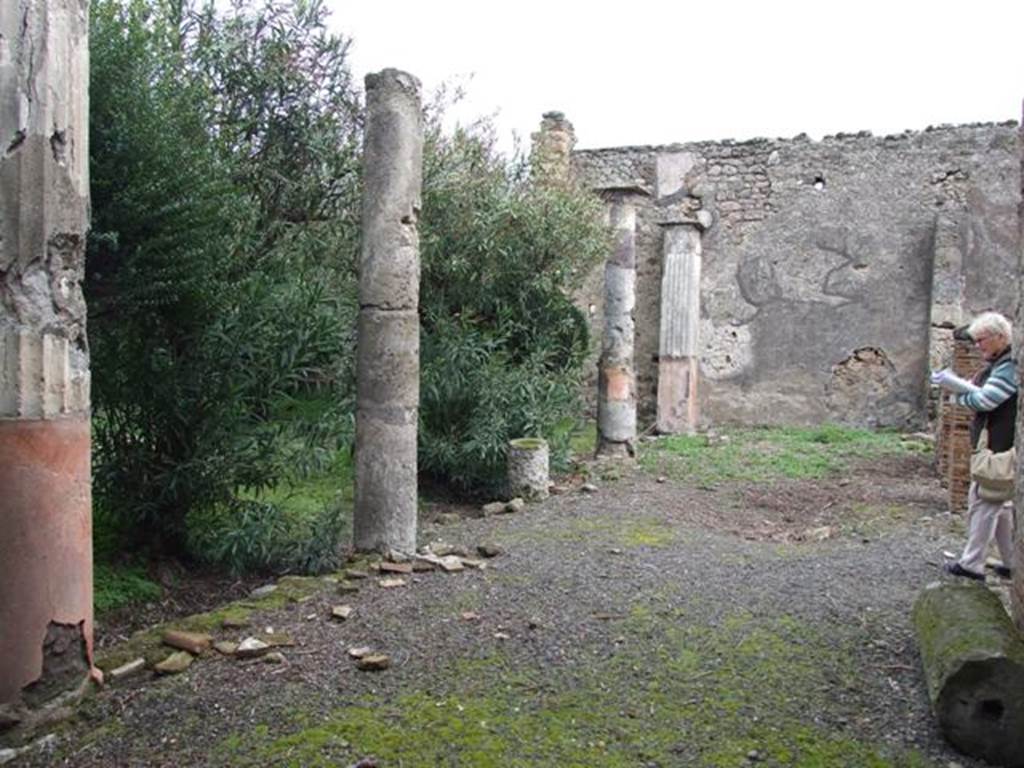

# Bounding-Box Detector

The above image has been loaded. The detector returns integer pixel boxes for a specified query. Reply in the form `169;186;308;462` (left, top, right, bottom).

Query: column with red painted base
0;0;96;733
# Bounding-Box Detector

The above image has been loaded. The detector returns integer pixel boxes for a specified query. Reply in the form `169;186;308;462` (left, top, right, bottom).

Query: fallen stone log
912;580;1024;768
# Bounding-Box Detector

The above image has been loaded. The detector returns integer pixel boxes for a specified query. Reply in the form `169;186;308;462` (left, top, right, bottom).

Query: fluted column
354;69;423;556
0;0;96;719
656;223;703;434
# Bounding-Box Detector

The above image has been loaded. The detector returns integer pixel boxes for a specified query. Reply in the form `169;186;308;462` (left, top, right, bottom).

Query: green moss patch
640;425;921;486
94;576;323;672
217;610;931;767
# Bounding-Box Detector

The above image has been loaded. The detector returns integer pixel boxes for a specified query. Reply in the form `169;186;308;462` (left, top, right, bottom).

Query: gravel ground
11;451;1010;768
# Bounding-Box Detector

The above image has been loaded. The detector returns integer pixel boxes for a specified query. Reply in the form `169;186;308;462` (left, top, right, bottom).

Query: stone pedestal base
0;419;94;709
656;357;698;434
507;438;550;500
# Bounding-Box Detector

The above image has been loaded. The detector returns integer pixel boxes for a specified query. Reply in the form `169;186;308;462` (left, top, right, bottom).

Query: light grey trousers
959;481;1016;574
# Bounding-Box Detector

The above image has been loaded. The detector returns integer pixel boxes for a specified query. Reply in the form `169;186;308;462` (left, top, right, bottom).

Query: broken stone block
162;630;212;655
154;651;194;676
250;584;278;599
213;641;239;656
379;561;413;574
581;483;598;493
378;577;407;589
412;558;437;572
262;633;296;648
504;498;526;513
459;557;486;569
481;501;506;516
347;646;372;659
356;653;391;671
477;543;504;558
108;658;147;681
332;605;354;621
438;556;465;573
235;637;271;660
344;568;369;580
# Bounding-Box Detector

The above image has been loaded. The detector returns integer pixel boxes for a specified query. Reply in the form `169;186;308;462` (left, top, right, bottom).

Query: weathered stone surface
331;605;354;621
481;501;506;516
438;556;465;573
507;438;549;500
235;638;271;660
154;652;193;676
573;125;1021;429
477;543;504;559
379;561;413;574
504;498;526;514
378;577;407;589
250;584;278;599
108;658;146;682
262;633;295;648
356;653;391;672
347;646;372;659
354;68;423;557
913;581;1024;767
213;642;238;656
162;631;212;656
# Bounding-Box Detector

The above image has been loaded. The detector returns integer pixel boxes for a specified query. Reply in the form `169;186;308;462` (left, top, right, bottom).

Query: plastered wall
572;123;1021;429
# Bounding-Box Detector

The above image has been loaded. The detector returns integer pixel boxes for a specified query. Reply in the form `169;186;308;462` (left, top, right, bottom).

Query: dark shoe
944;562;986;581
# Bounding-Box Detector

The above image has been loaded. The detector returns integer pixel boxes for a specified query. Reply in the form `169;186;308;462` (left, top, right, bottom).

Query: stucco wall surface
573;123;1021;429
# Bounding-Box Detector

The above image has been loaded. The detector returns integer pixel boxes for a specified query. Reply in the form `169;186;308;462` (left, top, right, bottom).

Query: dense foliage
88;0;359;556
88;0;607;568
419;127;607;494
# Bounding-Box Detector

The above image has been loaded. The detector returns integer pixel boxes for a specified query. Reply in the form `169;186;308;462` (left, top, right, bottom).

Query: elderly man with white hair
934;311;1017;581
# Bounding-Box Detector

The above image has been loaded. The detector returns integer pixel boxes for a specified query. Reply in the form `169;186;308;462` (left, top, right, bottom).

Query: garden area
6;2;1014;766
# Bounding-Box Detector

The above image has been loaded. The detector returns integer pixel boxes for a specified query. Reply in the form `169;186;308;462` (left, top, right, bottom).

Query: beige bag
970;426;1016;502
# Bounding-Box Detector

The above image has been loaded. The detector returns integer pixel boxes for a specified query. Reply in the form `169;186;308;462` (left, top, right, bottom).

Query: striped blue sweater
955;354;1017;412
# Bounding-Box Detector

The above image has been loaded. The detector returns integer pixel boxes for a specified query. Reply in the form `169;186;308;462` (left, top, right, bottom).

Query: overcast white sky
326;0;1022;155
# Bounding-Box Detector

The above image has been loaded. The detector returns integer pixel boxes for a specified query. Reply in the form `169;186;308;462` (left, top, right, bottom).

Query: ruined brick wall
572;123;1021;428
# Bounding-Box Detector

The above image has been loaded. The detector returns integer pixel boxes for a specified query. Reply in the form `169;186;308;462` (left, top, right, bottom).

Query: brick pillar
353;69;423;556
0;0;96;726
530;111;575;187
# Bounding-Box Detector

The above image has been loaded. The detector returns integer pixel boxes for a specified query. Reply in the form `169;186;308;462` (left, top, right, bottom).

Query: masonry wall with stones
571;123;1021;429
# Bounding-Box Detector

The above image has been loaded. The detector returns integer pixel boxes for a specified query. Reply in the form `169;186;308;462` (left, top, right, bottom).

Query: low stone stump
912;581;1024;767
507;438;549;500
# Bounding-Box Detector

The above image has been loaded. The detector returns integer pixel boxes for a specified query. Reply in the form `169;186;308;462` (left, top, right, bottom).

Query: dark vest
970;348;1017;452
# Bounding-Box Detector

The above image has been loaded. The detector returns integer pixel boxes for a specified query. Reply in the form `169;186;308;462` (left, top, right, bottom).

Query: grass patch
640;425;923;486
217;609;931;767
93;562;163;614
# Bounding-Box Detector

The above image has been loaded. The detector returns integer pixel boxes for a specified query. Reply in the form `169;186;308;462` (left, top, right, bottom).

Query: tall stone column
1013;97;1024;632
656;217;705;434
354;69;423;556
597;189;645;457
0;0;96;725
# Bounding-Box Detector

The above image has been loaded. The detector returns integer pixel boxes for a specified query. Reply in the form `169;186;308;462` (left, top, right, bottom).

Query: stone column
354;69;423;556
529;111;575;188
1014;97;1024;632
0;0;96;724
597;190;644;457
656;212;708;434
